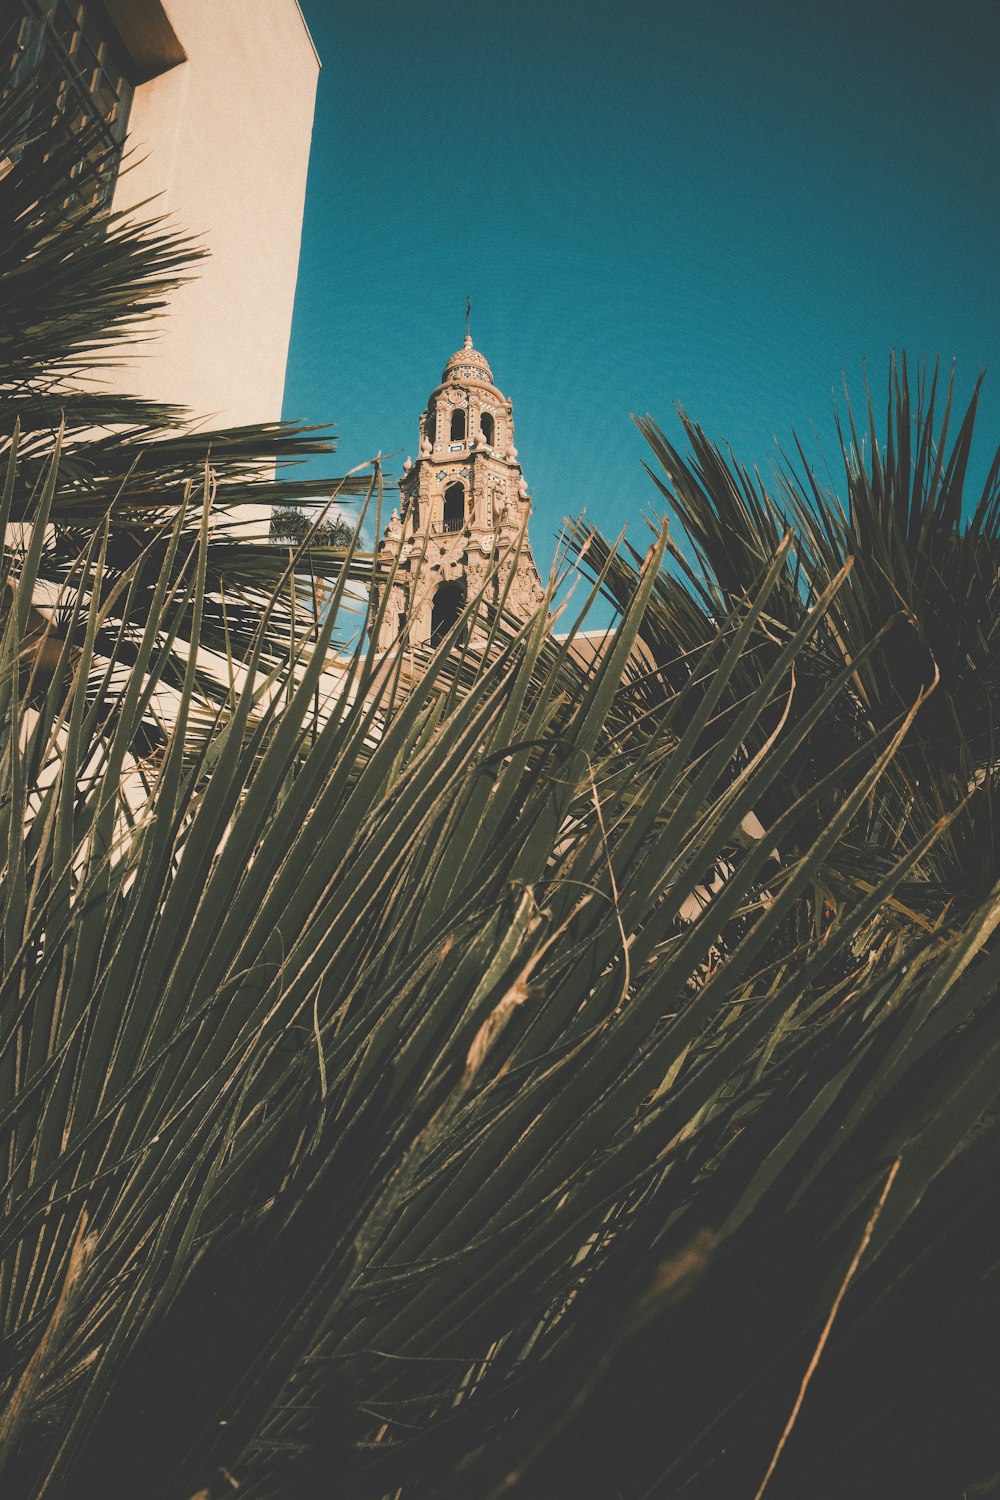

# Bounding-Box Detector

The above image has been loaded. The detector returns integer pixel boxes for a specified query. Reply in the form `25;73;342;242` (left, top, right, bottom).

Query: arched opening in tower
480;412;495;446
450;408;466;442
443;483;465;531
431;581;465;645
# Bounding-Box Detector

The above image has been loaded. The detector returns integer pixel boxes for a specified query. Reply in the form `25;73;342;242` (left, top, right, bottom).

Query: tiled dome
442;333;494;385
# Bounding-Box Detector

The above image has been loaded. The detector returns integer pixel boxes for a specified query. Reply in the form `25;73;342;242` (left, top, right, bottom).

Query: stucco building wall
106;0;319;430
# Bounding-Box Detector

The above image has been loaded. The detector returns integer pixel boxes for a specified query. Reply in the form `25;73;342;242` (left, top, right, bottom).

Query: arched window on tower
443;483;465;532
431;582;465;645
450;408;466;443
425;413;436;445
480;412;495;446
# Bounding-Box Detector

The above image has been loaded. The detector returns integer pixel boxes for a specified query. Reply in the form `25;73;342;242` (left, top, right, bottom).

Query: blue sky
285;0;1000;574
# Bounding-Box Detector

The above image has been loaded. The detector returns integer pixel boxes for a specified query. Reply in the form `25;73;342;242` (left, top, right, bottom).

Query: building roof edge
291;0;322;69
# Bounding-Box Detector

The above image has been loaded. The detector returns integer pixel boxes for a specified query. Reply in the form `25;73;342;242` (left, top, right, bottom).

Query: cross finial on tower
464;295;472;346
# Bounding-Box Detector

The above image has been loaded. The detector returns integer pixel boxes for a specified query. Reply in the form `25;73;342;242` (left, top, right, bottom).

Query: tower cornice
428;378;507;400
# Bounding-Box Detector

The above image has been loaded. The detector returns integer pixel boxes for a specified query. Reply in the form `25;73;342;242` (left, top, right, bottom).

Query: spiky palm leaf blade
0;66;378;715
569;357;1000;936
3;51;999;1500
4;440;1000;1499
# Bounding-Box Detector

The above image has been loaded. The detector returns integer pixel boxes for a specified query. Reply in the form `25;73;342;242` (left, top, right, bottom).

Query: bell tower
374;332;544;650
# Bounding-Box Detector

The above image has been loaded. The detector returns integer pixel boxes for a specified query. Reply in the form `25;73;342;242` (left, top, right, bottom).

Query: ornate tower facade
374;334;544;650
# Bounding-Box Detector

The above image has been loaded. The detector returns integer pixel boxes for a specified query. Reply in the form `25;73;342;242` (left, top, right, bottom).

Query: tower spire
372;332;544;653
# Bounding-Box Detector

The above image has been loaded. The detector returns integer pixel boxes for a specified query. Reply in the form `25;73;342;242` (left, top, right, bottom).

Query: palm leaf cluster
2;55;1000;1500
574;366;1000;928
0;65;374;725
2;419;1000;1499
270;507;354;549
